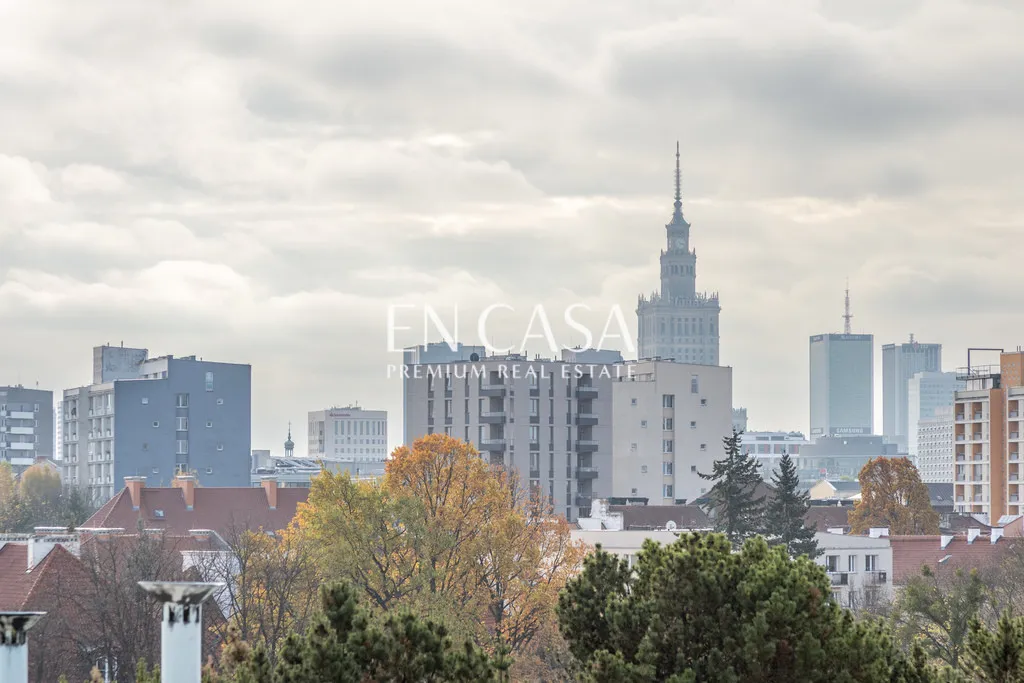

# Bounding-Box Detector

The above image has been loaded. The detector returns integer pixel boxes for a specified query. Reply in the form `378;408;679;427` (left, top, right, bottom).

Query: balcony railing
576;440;599;453
576;385;599;399
576;466;599;479
1011;411;1020;418
1012;433;1021;440
829;572;849;586
868;571;888;585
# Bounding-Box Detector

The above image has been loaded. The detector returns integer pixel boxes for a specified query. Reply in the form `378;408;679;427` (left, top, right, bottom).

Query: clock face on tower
674;237;686;250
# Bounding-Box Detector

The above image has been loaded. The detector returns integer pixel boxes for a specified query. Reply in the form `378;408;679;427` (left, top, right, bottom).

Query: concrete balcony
575;494;592;507
575;440;599;453
829;572;849;586
575;413;599;426
480;383;506;397
480;438;506;452
576;466;599;480
480;411;505;424
576;385;599;399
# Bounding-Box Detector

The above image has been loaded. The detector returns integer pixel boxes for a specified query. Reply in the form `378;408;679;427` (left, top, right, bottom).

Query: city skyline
2;1;1023;457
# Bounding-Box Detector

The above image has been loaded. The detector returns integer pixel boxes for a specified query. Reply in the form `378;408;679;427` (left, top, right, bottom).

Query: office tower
0;386;54;467
953;351;1024;523
307;406;388;476
403;350;620;522
611;360;732;504
61;345;252;502
907;371;964;457
882;336;942;451
637;143;721;365
809;333;874;438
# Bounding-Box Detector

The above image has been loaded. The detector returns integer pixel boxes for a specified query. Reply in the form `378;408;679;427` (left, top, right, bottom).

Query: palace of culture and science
636;144;721;365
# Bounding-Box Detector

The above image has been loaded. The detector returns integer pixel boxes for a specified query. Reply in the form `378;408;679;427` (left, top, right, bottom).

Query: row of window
824;554;881;573
330;420;386;436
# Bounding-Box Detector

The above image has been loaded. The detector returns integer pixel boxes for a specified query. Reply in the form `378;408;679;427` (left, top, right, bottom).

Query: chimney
0;612;45;683
137;582;222;683
172;474;196;510
967;528;981;544
992;528;1005;544
125;476;146;511
940;534;955;549
868;527;890;538
261;477;278;510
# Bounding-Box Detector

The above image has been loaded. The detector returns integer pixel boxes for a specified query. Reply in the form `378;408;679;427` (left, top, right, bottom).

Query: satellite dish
469;353;480;362
666;520;677;531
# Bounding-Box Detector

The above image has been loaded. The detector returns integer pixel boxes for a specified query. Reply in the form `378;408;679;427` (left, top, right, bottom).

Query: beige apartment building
954;351;1024;523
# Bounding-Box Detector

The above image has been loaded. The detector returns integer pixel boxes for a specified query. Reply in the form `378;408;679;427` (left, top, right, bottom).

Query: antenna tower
843;280;853;334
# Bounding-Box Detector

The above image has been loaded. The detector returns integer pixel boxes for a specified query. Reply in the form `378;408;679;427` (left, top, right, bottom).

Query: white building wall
307;407;388;473
612;361;732;504
908;371;964;458
816;532;894;610
917;406;955;483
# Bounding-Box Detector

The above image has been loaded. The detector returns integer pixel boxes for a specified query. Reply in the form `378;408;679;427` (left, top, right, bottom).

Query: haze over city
2;0;1022;457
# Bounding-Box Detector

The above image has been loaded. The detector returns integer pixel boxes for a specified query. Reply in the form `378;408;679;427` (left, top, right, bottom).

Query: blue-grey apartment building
61;345;251;503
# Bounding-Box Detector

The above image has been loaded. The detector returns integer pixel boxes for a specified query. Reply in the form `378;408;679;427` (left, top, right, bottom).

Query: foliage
294;433;585;656
850;457;939;535
0;461;94;532
891;566;989;671
766;451;820;558
557;532;934;682
698;428;766;548
963;612;1024;682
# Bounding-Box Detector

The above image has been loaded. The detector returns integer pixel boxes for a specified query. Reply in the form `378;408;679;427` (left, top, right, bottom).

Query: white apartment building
611;360;732;504
908;371;964;458
917;405;955;483
307;406;388;475
403;349;621;521
817;531;893;611
741;430;811;481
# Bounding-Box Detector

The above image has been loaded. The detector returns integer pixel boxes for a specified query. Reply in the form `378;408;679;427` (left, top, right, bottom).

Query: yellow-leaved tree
849;456;939;535
294;433;586;659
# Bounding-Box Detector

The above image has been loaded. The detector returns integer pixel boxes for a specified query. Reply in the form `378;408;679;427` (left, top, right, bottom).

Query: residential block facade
0;385;53;465
307;406;388;476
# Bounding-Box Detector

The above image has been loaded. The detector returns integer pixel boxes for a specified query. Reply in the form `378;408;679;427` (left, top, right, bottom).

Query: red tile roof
0;543;87;611
804;506;852;532
83;485;308;538
891;535;1010;584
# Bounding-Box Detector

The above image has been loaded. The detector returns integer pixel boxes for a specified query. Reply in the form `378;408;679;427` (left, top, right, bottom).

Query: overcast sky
2;0;1023;457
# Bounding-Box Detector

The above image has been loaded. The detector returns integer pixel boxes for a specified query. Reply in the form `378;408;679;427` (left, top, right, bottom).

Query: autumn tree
558;533;926;682
698;428;766;548
295;433;585;658
850;457;939;535
0;461;94;532
765;451;820;558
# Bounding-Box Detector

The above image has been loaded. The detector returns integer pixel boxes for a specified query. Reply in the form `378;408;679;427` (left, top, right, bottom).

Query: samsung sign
831;427;871;436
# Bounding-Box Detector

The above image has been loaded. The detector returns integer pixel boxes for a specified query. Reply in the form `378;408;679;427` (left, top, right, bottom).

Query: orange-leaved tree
849;456;939;535
294;433;586;656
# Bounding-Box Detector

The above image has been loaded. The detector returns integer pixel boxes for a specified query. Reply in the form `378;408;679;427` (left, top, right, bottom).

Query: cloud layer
2;0;1023;455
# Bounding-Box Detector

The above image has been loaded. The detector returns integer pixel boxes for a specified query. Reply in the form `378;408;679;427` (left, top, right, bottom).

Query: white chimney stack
0;612;45;683
138;582;222;683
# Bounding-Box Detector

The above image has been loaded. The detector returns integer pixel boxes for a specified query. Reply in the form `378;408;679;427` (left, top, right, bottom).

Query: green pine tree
766;452;820;558
963;612;1024;681
698;428;765;548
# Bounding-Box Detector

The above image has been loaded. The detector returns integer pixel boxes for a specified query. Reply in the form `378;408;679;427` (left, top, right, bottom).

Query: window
152;421;160;428
631;488;638;496
848;555;857;572
826;555;839;572
176;394;189;408
530;452;540;471
176;440;188;455
631;398;637;406
529;399;539;416
630;442;637;451
690;420;697;429
206;420;213;428
663;417;673;430
690;375;699;394
663;439;674;453
444;426;452;436
700;443;707;451
663;484;673;498
641;420;648;428
663;462;673;475
700;398;707;406
205;467;213;474
865;555;878;572
176;417;188;431
529;426;539;442
205;371;214;392
444;399;452;418
662;395;674;408
216;398;224;405
641;465;647;473
141;397;149;405
690;465;697;472
217;443;224;451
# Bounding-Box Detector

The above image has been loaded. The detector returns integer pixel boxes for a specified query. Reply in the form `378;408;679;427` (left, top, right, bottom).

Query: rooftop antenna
842;279;853;334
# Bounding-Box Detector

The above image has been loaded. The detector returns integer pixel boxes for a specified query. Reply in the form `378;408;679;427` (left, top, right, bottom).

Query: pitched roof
804;506;851;532
890;535;1010;584
607;505;711;530
828;481;862;493
0;543;86;611
83;485;308;538
926;483;956;507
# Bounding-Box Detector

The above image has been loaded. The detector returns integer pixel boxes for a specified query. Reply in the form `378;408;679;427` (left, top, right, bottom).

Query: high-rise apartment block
0;386;54;465
611;361;732;504
61;345;252;502
882;337;942;452
907;371;964;458
809;333;874;438
953;351;1024;523
917;406;955;483
636;145;720;365
403;350;621;521
307;406;388;476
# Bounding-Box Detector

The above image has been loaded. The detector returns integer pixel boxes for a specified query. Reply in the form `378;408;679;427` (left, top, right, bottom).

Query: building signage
831;427;871;436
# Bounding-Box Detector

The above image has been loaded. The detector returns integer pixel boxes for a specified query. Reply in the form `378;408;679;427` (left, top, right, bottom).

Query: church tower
636;144;721;364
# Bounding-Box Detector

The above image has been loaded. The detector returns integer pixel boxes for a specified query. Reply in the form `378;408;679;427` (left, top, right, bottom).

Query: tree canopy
698;429;766;548
850;457;939;535
766;451;820;558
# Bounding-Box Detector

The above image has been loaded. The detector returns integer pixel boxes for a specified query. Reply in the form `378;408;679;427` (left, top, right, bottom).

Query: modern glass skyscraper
809;333;874;439
882;337;942;452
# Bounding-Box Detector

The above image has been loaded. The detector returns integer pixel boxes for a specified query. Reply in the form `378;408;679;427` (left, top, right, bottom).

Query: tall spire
843;279;853;334
284;421;294;455
673;141;683;221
